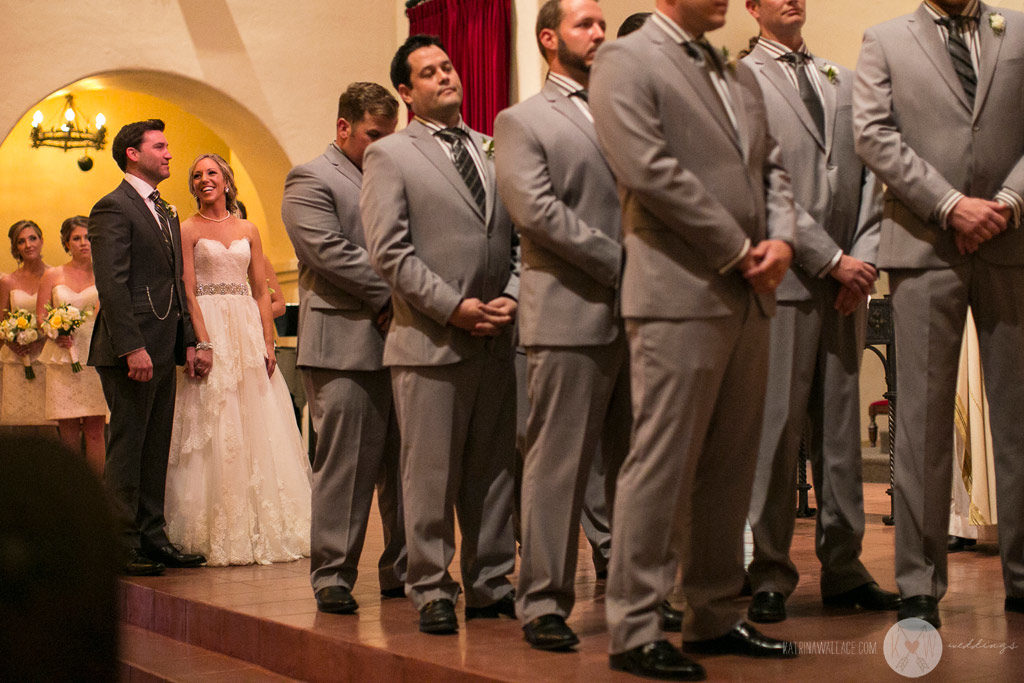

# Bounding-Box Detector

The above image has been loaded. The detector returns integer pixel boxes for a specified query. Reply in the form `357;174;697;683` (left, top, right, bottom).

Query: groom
89;119;206;576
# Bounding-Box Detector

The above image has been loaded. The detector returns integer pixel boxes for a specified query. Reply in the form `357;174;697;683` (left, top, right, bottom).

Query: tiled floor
121;484;1024;681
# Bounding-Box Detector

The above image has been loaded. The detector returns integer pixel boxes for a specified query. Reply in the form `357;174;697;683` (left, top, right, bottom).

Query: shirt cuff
719;239;751;275
994;188;1023;230
936;189;964;229
816;249;844;279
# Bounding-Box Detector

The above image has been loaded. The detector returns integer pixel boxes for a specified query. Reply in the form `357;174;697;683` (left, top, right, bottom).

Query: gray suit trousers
391;349;517;609
890;263;1024;599
608;300;769;653
748;293;873;598
517;340;630;623
304;367;404;593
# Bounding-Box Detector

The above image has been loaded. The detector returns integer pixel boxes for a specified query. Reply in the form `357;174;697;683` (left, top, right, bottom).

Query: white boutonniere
989;12;1006;36
156;197;177;218
721;46;738;74
820;62;838;85
482;136;495;160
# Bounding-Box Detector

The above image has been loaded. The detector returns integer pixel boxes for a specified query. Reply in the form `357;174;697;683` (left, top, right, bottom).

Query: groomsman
362;35;519;635
740;0;898;624
855;0;1024;626
281;82;406;614
591;1;798;678
89;119;206;575
494;0;638;651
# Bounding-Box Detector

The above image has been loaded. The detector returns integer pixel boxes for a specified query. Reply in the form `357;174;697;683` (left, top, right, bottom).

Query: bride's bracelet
195;342;214;351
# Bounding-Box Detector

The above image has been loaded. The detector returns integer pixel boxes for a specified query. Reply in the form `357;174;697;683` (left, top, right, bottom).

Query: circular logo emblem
884;618;942;677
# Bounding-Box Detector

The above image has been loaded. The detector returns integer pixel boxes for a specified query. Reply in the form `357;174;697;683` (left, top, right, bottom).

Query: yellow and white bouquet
41;303;93;372
1;308;40;379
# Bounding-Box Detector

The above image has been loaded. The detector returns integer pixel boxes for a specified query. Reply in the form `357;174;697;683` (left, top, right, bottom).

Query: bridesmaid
0;220;53;430
37;216;108;474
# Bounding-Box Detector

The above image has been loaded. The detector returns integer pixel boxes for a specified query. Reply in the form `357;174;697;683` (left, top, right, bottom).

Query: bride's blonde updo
187;153;240;216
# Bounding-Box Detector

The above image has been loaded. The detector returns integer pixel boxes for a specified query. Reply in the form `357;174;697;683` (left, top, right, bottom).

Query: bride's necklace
198;211;231;222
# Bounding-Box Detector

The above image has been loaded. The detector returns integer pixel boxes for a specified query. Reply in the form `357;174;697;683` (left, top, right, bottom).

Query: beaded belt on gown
196;283;249;296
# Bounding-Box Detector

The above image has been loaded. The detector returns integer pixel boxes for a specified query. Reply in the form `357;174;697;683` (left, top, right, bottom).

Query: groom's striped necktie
936;15;976;106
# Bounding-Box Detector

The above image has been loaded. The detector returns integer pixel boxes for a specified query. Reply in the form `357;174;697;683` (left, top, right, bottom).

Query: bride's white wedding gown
166;237;311;566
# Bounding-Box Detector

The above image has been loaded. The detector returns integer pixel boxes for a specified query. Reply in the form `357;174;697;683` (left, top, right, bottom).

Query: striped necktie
434;128;486;215
780;52;826;139
936;15;976;105
148;190;174;254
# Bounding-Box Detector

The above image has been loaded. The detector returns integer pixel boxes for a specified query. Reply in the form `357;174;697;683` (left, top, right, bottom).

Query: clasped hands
448;296;517;337
185;346;214;380
950;196;1012;255
739;239;793;295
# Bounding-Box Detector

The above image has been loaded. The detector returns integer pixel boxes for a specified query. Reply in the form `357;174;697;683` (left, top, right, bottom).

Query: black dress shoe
610;640;706;681
380;586;406;599
523;614;579;651
823;582;900;611
685;622;797;658
659;600;683;632
142;542;205;568
948;535;977;552
897;595;940;628
124;548;164;576
748;592;786;623
420;598;458;634
1006;596;1024;614
315;586;358;614
465;591;515;620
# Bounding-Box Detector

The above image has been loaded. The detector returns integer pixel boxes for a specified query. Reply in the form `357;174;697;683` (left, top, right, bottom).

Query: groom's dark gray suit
89;175;194;550
282;142;406;596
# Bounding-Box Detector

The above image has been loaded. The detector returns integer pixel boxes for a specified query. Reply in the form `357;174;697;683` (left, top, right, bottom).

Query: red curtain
407;0;511;135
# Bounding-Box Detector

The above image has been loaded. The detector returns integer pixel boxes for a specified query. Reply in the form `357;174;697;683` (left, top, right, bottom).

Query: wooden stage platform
118;484;1024;681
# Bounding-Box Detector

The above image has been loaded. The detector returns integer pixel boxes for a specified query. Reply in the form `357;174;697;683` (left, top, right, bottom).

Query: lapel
325;142;362;192
120;180;174;268
811;55;839;156
724;69;751;162
974;2;1004;121
406;120;486;223
907;4;973;112
752;47;824;151
541;80;603;156
465;128;496;226
657;30;743;157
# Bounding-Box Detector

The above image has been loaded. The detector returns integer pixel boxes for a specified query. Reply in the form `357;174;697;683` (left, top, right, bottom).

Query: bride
165;153;311;566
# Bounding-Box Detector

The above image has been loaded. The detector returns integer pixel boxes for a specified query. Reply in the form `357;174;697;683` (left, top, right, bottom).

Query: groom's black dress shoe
823;581;901;611
659;600;683;632
897;595;940;628
948;535;977;552
142;542;206;568
420;599;458;634
610;640;706;680
748;591;786;623
315;586;358;614
684;622;797;658
523;614;579;651
465;591;516;619
1006;596;1024;614
123;548;164;576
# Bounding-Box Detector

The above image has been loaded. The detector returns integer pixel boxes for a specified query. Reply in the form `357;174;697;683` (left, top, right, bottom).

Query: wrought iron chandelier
30;94;107;169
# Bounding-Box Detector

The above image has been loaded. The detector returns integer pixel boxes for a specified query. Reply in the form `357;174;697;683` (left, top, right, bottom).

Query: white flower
820;63;838;84
482;137;495;160
989;12;1006;36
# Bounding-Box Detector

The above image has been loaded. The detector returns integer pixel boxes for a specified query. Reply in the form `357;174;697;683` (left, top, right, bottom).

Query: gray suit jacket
361;119;519;367
854;2;1024;269
590;20;797;320
282;143;391;372
494;80;622;347
745;45;881;302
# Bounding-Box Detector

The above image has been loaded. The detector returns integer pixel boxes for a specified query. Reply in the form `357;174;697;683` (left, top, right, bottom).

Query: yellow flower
16;316;28;329
50;315;63;329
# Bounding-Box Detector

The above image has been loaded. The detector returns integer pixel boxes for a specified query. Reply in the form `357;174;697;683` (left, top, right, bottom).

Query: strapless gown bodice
194;239;251;293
